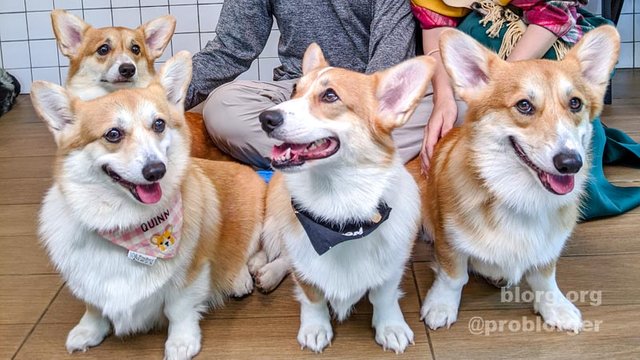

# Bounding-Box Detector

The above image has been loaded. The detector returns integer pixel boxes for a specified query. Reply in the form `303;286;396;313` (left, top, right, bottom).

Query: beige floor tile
0;236;55;275
0;275;62;325
428;305;640;360
0;324;32;359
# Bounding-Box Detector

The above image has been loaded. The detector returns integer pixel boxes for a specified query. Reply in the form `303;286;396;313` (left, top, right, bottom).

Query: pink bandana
99;193;183;266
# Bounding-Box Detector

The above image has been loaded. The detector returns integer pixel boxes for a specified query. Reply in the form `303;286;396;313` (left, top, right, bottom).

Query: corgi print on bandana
99;193;183;265
151;226;176;252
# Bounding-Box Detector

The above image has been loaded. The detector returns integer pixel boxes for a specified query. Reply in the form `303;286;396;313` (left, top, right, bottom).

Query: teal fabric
582;119;640;220
455;8;640;221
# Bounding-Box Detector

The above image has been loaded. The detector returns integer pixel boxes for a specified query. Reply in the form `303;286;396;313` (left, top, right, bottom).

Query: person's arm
411;1;462;172
420;27;458;172
507;24;558;61
365;0;417;73
185;0;273;110
507;0;577;61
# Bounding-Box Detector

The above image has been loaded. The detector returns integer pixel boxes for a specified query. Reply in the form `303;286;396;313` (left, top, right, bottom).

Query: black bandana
293;200;392;255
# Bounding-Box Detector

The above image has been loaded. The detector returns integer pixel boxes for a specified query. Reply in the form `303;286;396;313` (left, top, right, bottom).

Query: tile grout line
22;0;33;88
11;281;65;360
411;261;437;360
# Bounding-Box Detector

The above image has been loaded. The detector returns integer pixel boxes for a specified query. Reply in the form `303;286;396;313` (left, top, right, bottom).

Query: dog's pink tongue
546;174;574;195
136;183;162;204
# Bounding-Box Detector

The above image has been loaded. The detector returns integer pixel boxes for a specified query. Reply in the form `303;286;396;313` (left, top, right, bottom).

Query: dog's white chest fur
40;185;197;335
451;201;574;284
284;163;419;314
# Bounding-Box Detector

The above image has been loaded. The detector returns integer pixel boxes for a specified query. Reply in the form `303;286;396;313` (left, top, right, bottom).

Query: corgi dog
51;9;222;161
253;44;435;353
417;26;620;333
51;9;175;100
31;51;265;360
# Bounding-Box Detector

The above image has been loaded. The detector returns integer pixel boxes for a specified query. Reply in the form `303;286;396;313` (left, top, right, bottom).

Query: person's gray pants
200;79;466;169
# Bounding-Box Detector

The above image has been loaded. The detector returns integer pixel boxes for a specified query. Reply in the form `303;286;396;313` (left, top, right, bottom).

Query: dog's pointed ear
565;25;620;95
30;81;75;145
141;15;176;60
376;56;436;129
51;9;89;57
158;51;192;107
302;43;329;75
439;28;498;101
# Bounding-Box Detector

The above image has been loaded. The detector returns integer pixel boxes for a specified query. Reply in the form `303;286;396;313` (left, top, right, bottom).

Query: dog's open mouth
100;78;132;84
271;137;340;169
509;137;574;195
102;165;162;204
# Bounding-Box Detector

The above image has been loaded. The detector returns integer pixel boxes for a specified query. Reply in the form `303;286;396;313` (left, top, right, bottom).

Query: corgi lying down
51;9;225;161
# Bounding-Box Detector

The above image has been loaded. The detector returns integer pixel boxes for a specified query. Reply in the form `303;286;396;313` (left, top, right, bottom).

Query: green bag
457;8;640;221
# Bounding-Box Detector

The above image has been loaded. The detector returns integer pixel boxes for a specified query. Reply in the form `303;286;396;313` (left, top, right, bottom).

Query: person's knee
202;81;256;140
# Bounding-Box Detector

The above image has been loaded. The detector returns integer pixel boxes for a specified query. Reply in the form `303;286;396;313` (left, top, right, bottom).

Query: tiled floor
1;70;640;359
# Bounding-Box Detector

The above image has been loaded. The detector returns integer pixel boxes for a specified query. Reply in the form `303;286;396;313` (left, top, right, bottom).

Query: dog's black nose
553;152;582;174
142;161;166;182
119;63;136;78
259;110;284;134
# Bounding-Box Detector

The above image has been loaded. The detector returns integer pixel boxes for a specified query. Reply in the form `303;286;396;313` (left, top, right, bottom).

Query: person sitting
186;0;445;169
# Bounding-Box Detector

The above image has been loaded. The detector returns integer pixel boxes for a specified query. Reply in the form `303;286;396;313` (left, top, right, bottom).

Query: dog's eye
104;128;123;143
569;97;582;112
131;44;140;55
97;44;110;56
152;119;166;133
515;100;535;115
321;88;340;103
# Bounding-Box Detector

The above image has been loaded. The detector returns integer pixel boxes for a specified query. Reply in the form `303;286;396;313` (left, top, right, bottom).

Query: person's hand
420;93;457;174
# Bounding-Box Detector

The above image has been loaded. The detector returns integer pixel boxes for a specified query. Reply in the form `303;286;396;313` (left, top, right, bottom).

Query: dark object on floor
602;0;625;104
0;69;21;117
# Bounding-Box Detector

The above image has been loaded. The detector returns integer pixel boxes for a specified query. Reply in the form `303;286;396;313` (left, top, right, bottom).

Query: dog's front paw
247;250;268;275
255;259;288;293
374;321;414;354
297;323;333;353
536;296;583;333
65;320;110;353
164;334;202;360
231;266;254;298
420;296;459;330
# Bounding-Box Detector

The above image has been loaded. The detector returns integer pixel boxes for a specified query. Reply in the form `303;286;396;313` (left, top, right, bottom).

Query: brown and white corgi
252;44;435;353
31;51;265;359
416;26;620;333
51;9;175;100
51;9;225;161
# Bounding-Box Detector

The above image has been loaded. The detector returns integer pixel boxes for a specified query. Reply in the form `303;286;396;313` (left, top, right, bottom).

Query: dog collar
292;200;392;255
98;192;183;266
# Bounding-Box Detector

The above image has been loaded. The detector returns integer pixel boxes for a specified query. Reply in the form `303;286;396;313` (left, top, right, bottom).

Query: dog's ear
51;9;89;57
376;56;436;129
565;25;620;95
439;28;498;101
30;81;75;145
302;43;329;75
158;51;192;106
141;15;176;60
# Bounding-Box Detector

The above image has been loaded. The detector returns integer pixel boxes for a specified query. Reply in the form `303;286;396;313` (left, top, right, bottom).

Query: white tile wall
27;0;54;12
0;0;636;94
0;1;25;13
27;11;55;39
0;13;28;41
